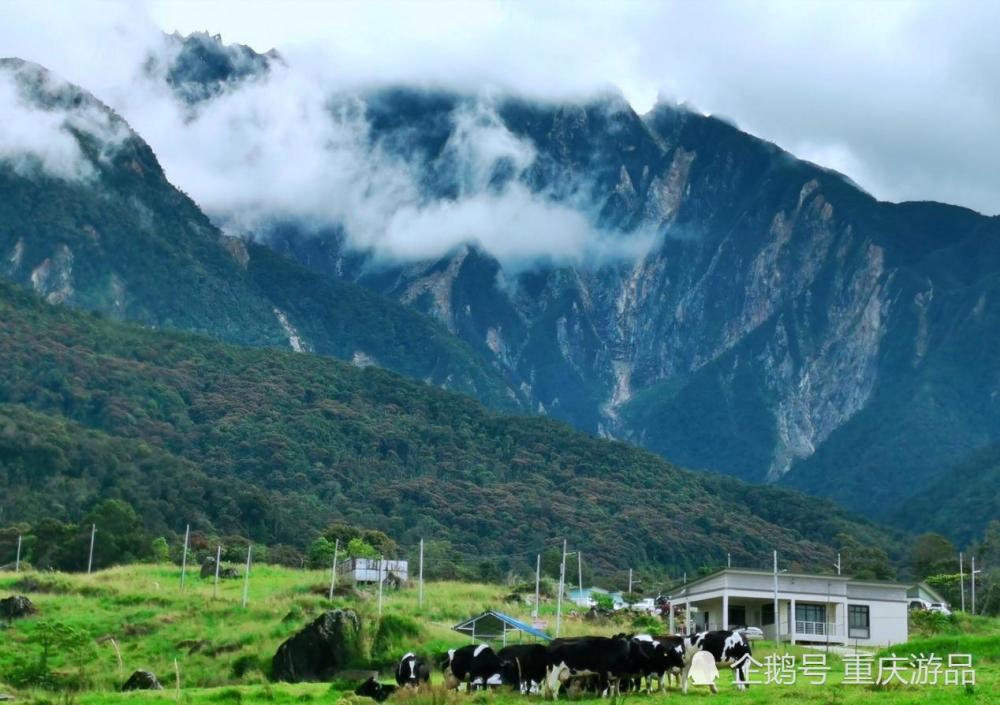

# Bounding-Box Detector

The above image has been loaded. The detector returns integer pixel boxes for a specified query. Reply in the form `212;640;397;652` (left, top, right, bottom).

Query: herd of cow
355;629;753;701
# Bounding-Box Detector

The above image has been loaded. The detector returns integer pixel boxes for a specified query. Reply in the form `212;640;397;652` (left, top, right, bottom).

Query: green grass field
1;564;996;704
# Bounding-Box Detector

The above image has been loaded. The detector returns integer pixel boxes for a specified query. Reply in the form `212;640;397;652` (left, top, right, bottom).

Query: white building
567;586;625;608
671;568;909;647
337;557;408;585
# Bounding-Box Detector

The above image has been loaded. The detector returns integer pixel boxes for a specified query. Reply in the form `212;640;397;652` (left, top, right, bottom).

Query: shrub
371;614;425;667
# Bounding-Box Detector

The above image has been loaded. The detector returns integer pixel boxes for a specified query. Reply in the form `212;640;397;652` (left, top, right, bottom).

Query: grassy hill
0;279;895;576
0;564;997;703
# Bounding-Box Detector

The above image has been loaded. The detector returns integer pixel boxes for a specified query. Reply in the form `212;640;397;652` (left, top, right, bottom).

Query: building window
762;603;775;625
848;605;870;639
796;604;826;624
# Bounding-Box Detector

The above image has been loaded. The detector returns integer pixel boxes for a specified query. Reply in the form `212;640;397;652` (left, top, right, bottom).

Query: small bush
232;654;263;679
909;609;957;636
630;613;661;632
371;614;425;667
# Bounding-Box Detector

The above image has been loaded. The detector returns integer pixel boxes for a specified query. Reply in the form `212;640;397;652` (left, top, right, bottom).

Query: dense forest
0;280;896;577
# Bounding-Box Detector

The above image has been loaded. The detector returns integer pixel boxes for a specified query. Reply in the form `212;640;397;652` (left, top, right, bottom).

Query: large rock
200;556;240;579
121;670;163;691
271;609;362;683
0;595;37;622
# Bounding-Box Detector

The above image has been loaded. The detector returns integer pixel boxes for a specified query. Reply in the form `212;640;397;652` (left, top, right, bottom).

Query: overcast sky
3;0;998;216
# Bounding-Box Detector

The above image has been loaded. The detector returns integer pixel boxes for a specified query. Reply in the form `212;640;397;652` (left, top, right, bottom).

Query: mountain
890;444;1000;546
4;41;996;545
0;57;520;410
0;277;896;575
140;34;1000;537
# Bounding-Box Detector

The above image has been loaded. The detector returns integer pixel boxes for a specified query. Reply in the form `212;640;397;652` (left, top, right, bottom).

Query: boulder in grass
121;670;163;691
0;595;37;622
271;609;362;682
200;557;241;579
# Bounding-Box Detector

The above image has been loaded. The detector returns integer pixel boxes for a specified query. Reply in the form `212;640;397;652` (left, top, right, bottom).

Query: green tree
346;537;378;559
307;537;336;568
592;592;615;610
909;533;956;579
420;539;468;580
150;537;170;563
838;533;895;580
78;499;150;570
478;560;503;584
323;522;396;557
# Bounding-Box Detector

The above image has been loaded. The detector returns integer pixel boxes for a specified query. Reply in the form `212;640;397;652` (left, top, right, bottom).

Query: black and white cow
680;630;752;693
355;677;397;702
624;634;686;693
395;652;431;687
498;644;548;694
441;644;503;690
544;636;632;700
652;635;687;688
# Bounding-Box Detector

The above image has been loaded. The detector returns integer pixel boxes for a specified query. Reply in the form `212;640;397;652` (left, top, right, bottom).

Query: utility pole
328;539;340;601
971;557;980;615
377;555;385;616
15;534;21;573
628;568;633;594
960;553;966;612
241;544;252;608
213;545;221;599
180;524;191;590
837;553;841;576
577;551;583;597
419;539;424;608
773;550;780;645
87;524;96;575
533;554;541;618
556;539;566;637
727;553;731;569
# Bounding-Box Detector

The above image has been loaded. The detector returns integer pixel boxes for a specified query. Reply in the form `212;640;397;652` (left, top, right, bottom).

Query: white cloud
2;0;998;224
0;61;128;181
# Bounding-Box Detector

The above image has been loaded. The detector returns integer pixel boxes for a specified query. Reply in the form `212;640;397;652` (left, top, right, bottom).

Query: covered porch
682;595;846;644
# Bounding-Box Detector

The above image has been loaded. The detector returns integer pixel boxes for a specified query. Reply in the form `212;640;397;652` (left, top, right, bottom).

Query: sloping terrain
0;57;520;410
0;279;895;574
249;83;1000;533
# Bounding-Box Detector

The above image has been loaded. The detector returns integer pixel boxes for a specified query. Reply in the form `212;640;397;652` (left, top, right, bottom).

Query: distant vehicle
619;597;659;613
909;599;952;615
739;626;764;641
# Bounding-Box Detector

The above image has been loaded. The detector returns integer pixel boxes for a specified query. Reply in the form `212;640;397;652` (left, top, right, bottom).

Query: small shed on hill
453;610;552;645
337;557;408;586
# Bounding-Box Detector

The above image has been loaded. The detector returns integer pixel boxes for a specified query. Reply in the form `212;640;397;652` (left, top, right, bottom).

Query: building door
728;604;746;628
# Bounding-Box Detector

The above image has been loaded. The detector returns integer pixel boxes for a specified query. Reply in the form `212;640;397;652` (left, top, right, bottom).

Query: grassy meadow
1;564;996;705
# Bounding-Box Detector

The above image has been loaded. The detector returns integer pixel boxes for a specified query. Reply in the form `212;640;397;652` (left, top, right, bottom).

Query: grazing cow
395;652;431;687
680;630;752;694
624;634;679;693
355;677;397;702
498;644;548;693
652;635;686;688
441;644;503;690
544;635;632;700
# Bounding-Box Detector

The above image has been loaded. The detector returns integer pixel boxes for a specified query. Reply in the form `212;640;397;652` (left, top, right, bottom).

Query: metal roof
665;567;909;595
452;609;552;642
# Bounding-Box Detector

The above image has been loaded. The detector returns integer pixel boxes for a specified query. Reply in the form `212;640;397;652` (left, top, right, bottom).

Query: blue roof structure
452;609;552;642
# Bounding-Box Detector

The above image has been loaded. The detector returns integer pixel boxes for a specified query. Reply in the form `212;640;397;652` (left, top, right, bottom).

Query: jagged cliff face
259;86;1000;522
11;35;999;530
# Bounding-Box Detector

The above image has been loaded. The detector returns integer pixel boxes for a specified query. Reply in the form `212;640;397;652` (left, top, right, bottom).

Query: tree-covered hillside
0;57;519;411
0;280;895;576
